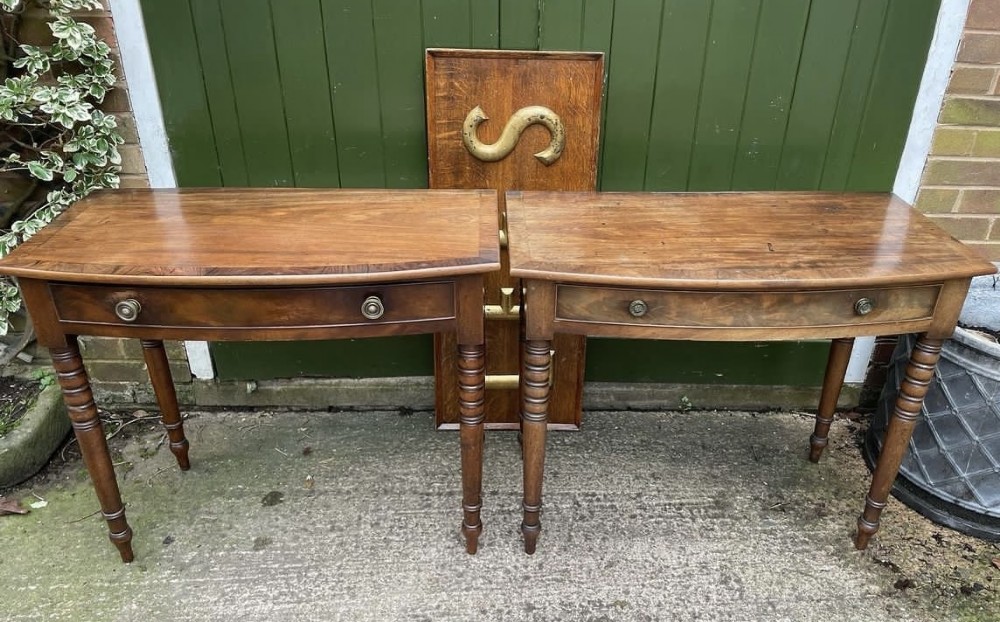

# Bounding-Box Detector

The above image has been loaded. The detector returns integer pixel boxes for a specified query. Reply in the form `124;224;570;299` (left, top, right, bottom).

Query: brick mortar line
963;28;1000;35
936;126;1000;131
924;213;997;219
944;94;1000;101
926;155;1000;162
921;184;1000;190
937;124;1000;131
953;61;1000;68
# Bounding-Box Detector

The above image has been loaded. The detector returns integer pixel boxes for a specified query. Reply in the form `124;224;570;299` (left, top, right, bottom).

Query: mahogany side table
0;188;499;561
507;190;997;554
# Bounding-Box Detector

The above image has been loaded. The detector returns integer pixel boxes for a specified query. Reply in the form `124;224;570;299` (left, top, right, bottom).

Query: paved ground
1;409;998;621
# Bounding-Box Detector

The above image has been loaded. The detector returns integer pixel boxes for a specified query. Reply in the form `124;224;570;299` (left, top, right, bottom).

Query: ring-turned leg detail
855;335;942;550
51;339;134;563
520;340;551;554
141;340;190;470
457;343;486;554
809;337;854;463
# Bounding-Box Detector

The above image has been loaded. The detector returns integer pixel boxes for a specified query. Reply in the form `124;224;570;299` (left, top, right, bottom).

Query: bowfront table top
507;190;996;554
1;188;500;285
507;191;992;290
0;188;500;561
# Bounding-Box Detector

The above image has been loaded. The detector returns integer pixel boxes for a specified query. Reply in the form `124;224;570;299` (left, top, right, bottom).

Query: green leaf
26;161;54;181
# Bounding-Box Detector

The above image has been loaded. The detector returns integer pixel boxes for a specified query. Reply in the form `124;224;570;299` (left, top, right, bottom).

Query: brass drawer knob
628;299;648;318
114;299;142;322
361;295;385;320
854;297;875;316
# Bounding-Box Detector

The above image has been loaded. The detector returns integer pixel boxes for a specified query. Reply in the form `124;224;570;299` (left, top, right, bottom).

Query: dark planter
865;327;1000;540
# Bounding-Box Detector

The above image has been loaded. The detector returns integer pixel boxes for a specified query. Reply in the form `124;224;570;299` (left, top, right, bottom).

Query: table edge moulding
0;188;500;561
506;190;997;554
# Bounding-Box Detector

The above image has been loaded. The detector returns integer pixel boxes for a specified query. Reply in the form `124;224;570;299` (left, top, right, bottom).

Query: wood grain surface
507;191;996;289
0;188;500;285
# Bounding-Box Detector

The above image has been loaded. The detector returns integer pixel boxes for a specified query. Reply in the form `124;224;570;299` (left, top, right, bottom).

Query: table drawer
51;281;455;330
555;285;940;330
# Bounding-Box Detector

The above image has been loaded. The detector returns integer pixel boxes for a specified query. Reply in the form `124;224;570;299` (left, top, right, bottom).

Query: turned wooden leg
51;338;134;563
521;339;551;554
457;343;486;554
855;335;942;550
809;337;854;463
141;340;190;470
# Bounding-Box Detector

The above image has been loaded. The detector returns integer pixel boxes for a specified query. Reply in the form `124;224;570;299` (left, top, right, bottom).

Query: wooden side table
0;188;499;561
507;190;997;554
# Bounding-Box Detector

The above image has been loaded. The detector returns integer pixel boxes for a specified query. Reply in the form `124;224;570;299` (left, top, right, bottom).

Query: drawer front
51;281;455;330
555;285;940;330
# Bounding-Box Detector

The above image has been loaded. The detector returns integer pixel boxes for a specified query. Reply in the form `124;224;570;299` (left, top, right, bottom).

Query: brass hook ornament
462;105;565;166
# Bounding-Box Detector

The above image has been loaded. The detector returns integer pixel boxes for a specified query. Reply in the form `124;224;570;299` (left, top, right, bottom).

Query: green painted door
140;0;941;384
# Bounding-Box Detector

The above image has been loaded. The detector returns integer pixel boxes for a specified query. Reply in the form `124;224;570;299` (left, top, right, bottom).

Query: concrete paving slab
0;409;997;621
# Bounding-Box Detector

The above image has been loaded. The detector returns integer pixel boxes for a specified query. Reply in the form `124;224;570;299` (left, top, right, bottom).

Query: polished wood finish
1;188;498;285
426;49;604;429
856;335;942;549
509;191;996;553
141;340;189;470
555;285;939;337
50;281;456;340
51;338;133;562
809;338;855;463
0;188;500;561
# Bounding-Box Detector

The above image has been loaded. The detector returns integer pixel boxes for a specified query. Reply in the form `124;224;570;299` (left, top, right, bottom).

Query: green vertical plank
218;0;294;187
600;0;663;190
847;0;941;191
730;0;810;190
581;0;614;54
471;0;500;49
539;0;583;50
139;0;221;186
188;0;247;187
322;0;386;187
776;0;859;190
373;0;427;188
581;0;614;188
423;0;472;48
500;0;539;49
644;0;711;191
687;0;762;190
272;0;341;188
820;0;890;190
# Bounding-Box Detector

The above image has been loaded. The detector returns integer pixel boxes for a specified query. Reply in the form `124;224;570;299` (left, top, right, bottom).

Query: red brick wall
916;0;1000;261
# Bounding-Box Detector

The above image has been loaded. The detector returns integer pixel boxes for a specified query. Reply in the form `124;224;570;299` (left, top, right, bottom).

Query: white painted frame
110;0;970;385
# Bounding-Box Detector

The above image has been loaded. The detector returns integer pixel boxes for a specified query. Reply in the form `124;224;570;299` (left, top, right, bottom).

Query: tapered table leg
51;339;134;563
458;343;486;554
809;337;854;463
141;340;190;470
521;339;551;554
855;334;942;550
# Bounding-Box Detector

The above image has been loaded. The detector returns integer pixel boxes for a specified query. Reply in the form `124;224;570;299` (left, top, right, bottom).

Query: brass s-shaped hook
461;105;565;166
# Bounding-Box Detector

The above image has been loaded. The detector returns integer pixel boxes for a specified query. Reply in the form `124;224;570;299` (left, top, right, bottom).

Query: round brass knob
854;297;875;316
114;299;141;322
628;299;648;318
361;295;385;320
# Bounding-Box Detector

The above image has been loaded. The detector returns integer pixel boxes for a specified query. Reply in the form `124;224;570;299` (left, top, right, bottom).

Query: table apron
47;280;459;341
